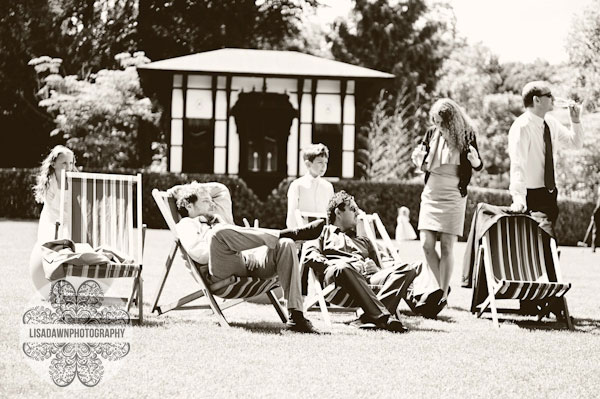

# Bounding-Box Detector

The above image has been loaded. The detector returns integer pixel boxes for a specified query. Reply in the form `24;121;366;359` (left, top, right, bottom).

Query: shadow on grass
230;321;286;334
572;317;600;334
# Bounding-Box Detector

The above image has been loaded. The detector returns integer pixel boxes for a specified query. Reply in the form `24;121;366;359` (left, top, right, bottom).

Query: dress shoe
286;311;320;334
375;316;408;333
280;219;325;241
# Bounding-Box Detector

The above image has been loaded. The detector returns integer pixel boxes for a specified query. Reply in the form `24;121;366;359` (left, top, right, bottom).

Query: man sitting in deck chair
303;191;427;333
172;182;325;333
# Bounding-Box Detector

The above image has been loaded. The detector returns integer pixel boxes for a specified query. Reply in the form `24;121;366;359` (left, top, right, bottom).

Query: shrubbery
1;168;595;246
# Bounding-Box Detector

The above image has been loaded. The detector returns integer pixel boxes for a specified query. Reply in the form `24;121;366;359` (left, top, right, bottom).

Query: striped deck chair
472;215;573;330
151;188;287;327
57;171;145;323
301;213;389;329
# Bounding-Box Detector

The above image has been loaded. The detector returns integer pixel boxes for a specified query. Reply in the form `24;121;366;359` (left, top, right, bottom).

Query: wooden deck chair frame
150;189;287;328
300;212;391;329
473;216;574;330
57;171;145;323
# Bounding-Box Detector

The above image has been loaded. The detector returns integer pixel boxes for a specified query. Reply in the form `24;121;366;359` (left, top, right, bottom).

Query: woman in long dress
29;145;76;297
412;98;483;306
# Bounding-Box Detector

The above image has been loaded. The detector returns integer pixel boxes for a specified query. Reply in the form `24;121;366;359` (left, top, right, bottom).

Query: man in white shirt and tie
508;81;583;224
286;143;334;228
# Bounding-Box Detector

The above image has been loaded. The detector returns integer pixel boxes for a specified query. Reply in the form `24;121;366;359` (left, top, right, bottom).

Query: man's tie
543;121;556;191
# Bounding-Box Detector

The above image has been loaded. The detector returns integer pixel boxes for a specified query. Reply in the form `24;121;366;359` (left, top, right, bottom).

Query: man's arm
203;182;234;225
549;110;584;150
176;218;210;264
286;180;300;229
508;121;529;211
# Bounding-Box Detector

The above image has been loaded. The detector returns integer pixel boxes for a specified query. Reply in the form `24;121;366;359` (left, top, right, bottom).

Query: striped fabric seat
474;212;573;329
212;276;280;299
486;217;571;301
63;263;141;279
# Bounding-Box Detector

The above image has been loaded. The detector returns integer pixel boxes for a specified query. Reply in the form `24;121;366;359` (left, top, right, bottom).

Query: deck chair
301;212;391;328
150;188;287;327
472;214;573;330
56;171;145;323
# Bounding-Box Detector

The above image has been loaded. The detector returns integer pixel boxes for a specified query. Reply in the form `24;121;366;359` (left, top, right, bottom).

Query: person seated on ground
286;143;334;229
302;191;424;333
172;182;325;333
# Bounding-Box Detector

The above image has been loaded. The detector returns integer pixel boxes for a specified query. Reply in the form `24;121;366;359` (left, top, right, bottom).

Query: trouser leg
250;238;302;310
209;225;279;279
324;263;390;321
369;263;418;315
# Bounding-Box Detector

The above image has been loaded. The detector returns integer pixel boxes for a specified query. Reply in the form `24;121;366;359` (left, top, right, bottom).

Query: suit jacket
419;126;483;197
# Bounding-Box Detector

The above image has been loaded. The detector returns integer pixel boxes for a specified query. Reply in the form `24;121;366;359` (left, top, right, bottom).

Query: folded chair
472;214;573;330
301;212;391;328
151;188;287;327
57;171;145;323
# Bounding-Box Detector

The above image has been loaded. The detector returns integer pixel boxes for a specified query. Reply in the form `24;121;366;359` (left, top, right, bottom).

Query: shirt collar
304;173;318;183
526;110;545;127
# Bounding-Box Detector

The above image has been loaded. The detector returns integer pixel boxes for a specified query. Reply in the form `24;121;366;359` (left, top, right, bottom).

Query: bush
0;168;594;246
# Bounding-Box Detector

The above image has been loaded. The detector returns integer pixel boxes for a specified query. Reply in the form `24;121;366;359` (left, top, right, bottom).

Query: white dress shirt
286;174;334;228
508;110;583;207
176;217;212;264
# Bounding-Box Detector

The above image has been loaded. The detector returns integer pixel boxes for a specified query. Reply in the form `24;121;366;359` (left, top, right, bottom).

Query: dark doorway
231;92;297;199
182;118;213;173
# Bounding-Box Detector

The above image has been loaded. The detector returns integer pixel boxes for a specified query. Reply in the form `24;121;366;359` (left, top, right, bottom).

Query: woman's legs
420;230;441;287
439;233;457;300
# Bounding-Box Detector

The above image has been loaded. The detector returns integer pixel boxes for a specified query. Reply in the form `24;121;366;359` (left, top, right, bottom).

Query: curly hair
326;190;355;225
429;98;477;152
169;182;211;217
33;145;75;204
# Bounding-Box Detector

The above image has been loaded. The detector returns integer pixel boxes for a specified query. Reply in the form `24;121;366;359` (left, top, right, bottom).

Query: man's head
173;183;214;218
302;143;329;178
522;81;554;114
327;191;359;232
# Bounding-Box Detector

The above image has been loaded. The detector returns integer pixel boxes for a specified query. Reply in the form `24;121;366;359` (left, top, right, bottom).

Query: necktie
543;121;555;191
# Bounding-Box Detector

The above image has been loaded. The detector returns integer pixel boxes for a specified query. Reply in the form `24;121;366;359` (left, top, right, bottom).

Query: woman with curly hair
411;98;483;307
33;145;76;243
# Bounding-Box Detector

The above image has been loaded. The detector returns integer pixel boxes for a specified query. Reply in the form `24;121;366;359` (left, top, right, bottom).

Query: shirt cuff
512;194;527;208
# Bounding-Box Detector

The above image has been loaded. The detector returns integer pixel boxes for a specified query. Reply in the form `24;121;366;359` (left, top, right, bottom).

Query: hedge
1;168;594;246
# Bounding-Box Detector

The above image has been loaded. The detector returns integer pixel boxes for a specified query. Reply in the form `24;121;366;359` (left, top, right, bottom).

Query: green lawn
1;220;599;398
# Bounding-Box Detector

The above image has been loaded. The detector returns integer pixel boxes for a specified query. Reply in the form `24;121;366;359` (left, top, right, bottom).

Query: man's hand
362;258;379;275
510;202;527;213
466;145;481;168
245;253;264;271
569;103;581;124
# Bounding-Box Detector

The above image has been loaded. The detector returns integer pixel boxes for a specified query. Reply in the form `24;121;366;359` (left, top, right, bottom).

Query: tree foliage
31;52;161;169
567;0;600;110
137;0;318;61
362;89;424;181
329;0;453;97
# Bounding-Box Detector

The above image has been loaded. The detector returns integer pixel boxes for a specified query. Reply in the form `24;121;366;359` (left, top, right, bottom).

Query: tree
362;89;424;181
470;92;522;189
436;42;502;115
137;0;318;62
329;0;454;97
567;0;600;110
31;52;161;169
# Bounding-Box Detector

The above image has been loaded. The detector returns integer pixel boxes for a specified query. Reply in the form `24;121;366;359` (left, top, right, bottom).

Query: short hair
169;182;211;217
326;190;355;225
302;143;329;162
522;81;551;108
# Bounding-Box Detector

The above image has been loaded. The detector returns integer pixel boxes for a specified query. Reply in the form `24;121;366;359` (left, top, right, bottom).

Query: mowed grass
1;220;599;398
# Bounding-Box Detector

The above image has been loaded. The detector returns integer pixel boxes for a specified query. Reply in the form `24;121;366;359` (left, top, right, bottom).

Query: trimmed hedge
1;168;594;246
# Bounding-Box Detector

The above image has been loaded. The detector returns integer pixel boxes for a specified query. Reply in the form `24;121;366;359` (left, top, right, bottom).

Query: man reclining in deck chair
172;182;325;333
303;191;445;332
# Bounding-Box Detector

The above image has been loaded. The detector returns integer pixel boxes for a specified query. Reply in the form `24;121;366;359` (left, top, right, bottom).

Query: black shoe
286;312;320;334
375;316;408;333
281;219;325;241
